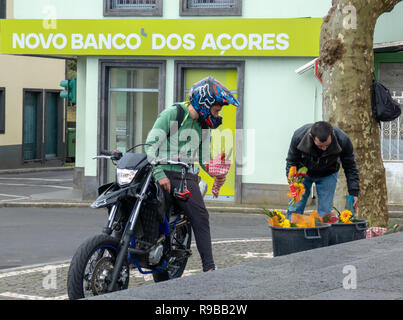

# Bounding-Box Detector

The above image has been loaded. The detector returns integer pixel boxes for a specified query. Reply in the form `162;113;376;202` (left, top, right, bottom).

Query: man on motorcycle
145;76;240;272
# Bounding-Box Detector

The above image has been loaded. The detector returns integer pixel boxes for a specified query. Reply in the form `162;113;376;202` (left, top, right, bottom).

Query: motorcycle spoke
82;247;118;297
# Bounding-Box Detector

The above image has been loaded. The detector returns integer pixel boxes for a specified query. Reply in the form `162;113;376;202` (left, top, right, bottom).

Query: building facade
3;0;403;205
0;0;67;169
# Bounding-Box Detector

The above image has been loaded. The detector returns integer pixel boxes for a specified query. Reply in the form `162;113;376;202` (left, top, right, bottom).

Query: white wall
385;163;403;204
13;0;332;19
242;57;322;185
374;1;403;44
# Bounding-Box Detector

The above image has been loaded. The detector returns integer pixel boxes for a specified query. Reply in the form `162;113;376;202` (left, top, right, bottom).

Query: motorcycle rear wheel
153;220;192;282
67;234;129;300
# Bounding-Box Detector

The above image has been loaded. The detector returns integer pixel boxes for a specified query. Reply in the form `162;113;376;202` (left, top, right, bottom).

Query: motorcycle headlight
117;168;138;186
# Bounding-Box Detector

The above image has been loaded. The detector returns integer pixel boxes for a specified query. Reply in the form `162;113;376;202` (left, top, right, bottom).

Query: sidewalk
88;231;403;300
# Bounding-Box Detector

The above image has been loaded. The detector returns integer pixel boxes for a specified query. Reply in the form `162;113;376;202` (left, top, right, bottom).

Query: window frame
0;87;5;134
174;60;245;202
180;0;242;16
98;59;166;185
103;0;163;17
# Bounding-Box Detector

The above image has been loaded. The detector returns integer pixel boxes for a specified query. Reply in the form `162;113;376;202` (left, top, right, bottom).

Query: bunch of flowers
262;209;293;228
262;209;323;228
287;166;308;206
321;212;338;224
204;152;231;198
331;207;357;224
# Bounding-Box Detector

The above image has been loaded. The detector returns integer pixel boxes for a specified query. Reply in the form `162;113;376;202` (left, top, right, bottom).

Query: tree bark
319;0;402;226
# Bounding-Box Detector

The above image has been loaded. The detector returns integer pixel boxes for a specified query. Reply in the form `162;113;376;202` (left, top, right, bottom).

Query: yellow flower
282;219;291;228
288;166;297;180
274;210;285;222
340;210;353;223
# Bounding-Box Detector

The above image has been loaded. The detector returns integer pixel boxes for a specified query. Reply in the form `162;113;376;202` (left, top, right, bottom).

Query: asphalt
2;167;403;301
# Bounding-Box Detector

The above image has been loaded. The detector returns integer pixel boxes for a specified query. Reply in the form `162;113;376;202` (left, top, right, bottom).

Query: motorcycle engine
148;244;164;265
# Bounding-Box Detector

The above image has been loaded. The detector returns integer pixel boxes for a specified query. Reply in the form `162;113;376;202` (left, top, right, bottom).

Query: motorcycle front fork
106;170;153;293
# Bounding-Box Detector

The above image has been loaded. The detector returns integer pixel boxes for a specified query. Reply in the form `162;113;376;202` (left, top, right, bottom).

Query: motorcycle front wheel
153;219;192;282
67;234;129;300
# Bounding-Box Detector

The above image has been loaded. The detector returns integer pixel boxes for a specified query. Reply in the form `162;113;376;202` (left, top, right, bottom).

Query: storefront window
180;0;241;16
107;67;160;180
104;0;162;16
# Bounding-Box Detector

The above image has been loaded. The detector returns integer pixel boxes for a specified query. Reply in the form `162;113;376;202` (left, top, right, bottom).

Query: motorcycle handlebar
94;150;193;169
149;159;190;169
93;150;123;161
165;160;190;168
100;150;113;156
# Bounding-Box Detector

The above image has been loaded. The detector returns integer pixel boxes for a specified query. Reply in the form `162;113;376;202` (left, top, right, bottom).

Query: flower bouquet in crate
262;209;331;256
325;196;368;245
262;209;323;229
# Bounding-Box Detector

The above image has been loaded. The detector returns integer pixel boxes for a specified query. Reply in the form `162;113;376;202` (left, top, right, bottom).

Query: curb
0;167;74;175
0;201;92;208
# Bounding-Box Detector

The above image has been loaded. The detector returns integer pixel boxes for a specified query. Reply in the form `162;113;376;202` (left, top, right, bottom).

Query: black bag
371;79;401;122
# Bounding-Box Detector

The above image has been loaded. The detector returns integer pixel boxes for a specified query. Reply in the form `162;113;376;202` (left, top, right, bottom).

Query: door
23;91;41;161
45;92;59;158
184;69;238;201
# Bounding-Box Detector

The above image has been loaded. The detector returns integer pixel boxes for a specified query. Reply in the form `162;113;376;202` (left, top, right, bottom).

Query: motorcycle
67;144;207;299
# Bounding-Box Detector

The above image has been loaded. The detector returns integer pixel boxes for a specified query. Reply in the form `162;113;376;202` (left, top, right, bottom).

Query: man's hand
215;175;226;186
158;177;171;193
353;196;358;212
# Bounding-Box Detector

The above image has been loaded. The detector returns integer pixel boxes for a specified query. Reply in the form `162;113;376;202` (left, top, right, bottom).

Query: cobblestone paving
0;238;272;300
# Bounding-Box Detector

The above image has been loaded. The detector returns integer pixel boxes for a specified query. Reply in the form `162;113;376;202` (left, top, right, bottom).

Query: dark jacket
286;123;359;196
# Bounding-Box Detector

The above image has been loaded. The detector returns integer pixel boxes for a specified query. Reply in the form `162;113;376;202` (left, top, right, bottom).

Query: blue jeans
286;172;338;220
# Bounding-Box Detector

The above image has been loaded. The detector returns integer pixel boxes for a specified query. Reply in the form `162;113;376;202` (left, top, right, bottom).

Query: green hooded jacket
145;102;210;181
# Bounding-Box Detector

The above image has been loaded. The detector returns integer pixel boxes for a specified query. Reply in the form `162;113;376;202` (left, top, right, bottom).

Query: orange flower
291;213;315;227
288;166;297;180
295;185;305;202
267;216;283;227
310;211;323;224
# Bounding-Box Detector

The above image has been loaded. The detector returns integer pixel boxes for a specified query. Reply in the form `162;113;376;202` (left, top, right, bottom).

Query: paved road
0;170;73;202
0;208;272;300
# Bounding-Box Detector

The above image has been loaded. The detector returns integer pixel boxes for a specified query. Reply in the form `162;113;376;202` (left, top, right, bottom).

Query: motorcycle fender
91;187;127;209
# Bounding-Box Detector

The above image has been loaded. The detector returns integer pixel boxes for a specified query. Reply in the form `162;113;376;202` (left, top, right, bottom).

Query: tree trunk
319;0;402;226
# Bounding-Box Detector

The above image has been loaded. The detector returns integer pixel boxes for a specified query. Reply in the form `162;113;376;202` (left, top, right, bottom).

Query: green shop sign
0;18;322;56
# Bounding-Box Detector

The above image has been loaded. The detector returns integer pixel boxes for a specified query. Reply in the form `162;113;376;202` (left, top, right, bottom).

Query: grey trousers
165;171;215;272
